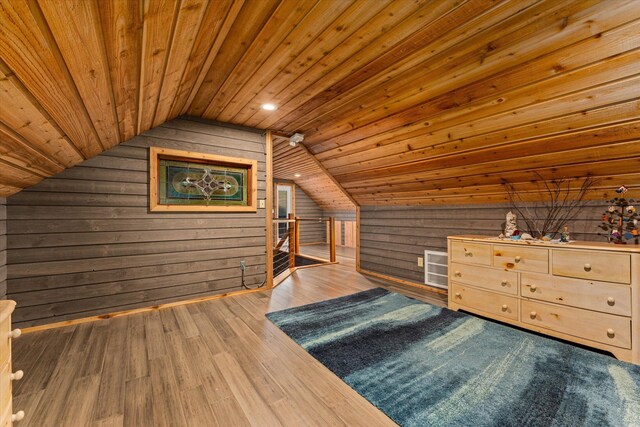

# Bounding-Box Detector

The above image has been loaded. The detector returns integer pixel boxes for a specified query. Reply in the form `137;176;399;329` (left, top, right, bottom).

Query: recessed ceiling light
261;103;277;111
294;173;301;178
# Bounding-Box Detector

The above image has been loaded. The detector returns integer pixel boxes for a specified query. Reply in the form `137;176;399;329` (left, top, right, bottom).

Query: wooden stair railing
273;234;288;254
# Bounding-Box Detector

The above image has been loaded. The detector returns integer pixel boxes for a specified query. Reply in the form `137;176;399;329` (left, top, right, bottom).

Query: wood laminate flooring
298;243;355;262
11;251;446;426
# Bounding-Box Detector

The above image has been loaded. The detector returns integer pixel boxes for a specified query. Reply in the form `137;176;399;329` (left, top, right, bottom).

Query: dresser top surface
448;235;640;253
0;300;16;323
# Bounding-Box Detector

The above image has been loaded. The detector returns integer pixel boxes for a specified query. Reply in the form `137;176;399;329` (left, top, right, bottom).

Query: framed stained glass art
149;147;257;212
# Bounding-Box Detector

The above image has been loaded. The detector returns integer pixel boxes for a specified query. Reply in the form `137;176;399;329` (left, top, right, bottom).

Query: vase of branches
503;173;596;240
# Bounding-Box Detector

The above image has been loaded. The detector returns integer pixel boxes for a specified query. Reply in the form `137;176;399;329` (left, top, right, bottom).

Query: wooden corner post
329;217;336;262
356;206;361;272
288;213;296;268
294;217;300;255
265;130;274;289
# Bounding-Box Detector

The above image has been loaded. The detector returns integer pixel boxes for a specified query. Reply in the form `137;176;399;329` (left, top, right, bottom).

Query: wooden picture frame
149;147;258;212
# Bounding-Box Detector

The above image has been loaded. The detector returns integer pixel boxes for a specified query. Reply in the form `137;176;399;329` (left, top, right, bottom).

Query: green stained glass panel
158;159;248;206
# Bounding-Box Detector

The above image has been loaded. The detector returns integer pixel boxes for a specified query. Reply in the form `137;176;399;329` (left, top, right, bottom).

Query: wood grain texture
5;118;267;327
99;0;143;142
37;0;121;150
11;250;446;426
0;0;103;159
0;0;638;206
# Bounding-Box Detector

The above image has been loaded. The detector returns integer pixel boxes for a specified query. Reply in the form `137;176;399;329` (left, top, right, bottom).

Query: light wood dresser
1;300;23;426
447;236;639;364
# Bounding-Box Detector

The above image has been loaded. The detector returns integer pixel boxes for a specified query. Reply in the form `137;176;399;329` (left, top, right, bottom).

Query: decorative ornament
560;226;570;243
599;188;639;245
182;169;235;201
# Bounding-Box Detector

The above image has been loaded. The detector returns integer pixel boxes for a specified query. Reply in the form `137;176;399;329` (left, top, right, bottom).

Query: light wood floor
12;251;445;427
298;243;355;261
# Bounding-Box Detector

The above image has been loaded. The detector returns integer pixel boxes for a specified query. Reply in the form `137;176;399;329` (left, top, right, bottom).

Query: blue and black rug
266;288;640;427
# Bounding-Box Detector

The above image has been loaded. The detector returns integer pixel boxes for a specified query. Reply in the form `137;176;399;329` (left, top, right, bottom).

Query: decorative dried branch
503;174;597;238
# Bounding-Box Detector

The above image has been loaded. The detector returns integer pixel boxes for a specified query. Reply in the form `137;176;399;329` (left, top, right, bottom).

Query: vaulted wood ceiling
272;134;355;210
1;0;639;204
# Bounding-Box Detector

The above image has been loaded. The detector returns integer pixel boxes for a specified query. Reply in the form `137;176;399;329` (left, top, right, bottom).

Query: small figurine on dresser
504;211;518;237
560;226;570;243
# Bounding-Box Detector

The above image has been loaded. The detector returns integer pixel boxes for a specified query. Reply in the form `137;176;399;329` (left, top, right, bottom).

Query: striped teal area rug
266;288;640;427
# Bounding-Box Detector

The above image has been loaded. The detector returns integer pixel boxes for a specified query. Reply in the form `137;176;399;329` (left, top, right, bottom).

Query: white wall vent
424;250;448;289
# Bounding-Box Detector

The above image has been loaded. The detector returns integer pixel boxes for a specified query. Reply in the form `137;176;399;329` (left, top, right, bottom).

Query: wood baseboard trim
359;269;448;296
21;288;264;334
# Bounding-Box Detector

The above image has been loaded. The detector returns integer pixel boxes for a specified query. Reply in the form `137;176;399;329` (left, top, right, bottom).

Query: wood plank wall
360;203;611;285
0;197;6;299
324;210;357;246
295;187;325;244
5;118;266;327
324;211;356;222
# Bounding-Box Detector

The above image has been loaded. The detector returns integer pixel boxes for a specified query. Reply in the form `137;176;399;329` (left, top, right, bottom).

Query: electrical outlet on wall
417;257;424;268
240;260;246;270
259;199;266;209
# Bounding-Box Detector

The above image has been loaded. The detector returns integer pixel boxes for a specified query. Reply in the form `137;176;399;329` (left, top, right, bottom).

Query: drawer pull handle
454;292;461;298
529;285;537;292
12;411;25;422
454;271;461;277
9;328;22;339
501;304;508;311
530;311;537;319
607;328;615;338
515;256;521;263
584;263;591;271
607;297;615;306
501;280;508;286
464;248;472;257
10;370;24;381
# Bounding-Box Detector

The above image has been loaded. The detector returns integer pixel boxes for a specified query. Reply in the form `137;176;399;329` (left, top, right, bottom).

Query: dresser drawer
451;283;518;320
521;300;631;349
552;250;630;284
0;361;10;417
0;315;9;365
0;402;11;427
521;273;631;316
451;263;518;295
450;241;491;266
493;244;548;273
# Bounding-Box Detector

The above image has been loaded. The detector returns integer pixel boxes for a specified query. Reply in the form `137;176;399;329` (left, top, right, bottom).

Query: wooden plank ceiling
272;134;355;210
1;0;639;205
